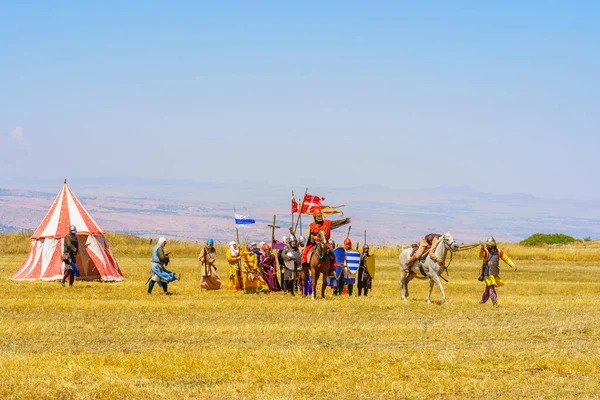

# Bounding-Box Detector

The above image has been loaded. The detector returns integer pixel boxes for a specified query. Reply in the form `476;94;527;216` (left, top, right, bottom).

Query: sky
1;1;599;200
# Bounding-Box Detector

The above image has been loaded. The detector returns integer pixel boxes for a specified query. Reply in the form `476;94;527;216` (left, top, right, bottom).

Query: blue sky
1;1;599;199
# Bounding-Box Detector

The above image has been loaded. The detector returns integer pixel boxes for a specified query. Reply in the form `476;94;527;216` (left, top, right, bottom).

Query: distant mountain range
0;177;598;244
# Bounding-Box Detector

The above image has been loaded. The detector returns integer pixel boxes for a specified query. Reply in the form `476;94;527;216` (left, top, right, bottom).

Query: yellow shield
366;254;376;278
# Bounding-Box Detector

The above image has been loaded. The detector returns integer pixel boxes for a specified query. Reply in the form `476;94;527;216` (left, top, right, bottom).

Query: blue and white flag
235;213;255;226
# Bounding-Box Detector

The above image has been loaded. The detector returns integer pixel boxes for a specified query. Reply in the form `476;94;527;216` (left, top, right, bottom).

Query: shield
283;249;301;271
334;248;346;279
345;250;360;276
284;259;297;271
366;254;376;279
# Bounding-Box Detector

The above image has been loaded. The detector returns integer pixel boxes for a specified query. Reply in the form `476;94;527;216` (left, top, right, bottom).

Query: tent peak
64;178;67;184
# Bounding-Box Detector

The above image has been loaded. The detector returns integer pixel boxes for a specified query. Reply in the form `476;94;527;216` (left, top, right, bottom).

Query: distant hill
0;178;598;244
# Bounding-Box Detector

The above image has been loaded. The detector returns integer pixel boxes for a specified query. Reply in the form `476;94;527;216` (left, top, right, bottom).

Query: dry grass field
1;240;599;399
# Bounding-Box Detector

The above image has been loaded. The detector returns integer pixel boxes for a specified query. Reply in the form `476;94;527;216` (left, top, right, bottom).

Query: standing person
479;236;518;307
199;238;223;291
148;237;179;295
226;241;243;291
337;238;356;296
325;239;339;294
282;236;301;296
242;244;268;294
277;236;290;293
61;225;80;287
358;244;372;296
259;243;280;293
251;242;262;259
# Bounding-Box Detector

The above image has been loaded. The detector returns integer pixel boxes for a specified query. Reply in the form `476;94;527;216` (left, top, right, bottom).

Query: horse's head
317;230;327;244
442;232;459;252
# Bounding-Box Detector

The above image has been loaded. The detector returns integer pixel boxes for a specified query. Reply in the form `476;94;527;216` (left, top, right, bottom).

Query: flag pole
291;191;295;231
234;209;241;245
293;188;308;235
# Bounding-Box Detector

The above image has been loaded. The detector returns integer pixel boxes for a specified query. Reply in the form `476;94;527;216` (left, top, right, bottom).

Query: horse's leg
431;273;448;304
321;265;327;298
299;270;305;297
311;266;316;300
427;279;435;303
400;269;406;300
400;270;411;300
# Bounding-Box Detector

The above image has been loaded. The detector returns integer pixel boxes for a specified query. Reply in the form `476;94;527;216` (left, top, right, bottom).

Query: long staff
292;188;308;236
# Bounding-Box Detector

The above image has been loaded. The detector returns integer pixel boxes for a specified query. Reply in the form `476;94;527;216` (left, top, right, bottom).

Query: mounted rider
406;233;443;269
299;207;350;269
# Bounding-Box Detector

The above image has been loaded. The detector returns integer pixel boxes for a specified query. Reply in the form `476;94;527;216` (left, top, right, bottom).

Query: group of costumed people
144;208;374;297
143;210;516;306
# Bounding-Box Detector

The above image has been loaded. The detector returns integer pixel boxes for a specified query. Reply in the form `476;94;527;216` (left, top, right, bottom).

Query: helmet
282;235;289;243
485;236;497;247
328;239;336;247
363;244;370;250
261;243;271;251
247;244;253;250
289;235;298;243
250;242;257;247
207;238;215;246
299;236;306;245
312;207;324;222
69;225;77;234
344;237;352;249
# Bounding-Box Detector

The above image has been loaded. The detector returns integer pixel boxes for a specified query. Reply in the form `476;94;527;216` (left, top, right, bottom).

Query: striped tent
10;180;124;282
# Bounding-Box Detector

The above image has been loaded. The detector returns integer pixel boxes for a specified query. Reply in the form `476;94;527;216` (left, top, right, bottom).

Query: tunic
242;251;268;294
480;247;515;287
199;247;222;290
282;244;301;280
259;252;279;292
226;248;243;291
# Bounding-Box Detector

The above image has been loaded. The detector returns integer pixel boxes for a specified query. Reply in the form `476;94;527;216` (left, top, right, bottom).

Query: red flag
291;192;299;213
301;194;325;214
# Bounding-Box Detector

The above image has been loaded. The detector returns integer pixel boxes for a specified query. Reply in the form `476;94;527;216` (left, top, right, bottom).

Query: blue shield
334;248;346;279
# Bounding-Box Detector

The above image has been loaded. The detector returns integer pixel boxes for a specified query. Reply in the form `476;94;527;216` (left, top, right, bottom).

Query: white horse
399;232;459;303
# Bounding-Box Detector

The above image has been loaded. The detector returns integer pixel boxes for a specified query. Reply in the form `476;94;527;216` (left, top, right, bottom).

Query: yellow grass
1;246;599;399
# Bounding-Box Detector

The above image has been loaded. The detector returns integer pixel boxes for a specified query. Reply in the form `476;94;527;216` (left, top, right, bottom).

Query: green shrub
520;233;577;246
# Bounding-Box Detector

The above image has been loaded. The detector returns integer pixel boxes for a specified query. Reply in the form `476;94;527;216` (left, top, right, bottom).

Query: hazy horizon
2;2;599;201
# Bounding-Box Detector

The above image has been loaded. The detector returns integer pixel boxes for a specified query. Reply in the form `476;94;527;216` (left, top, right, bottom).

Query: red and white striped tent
11;180;124;281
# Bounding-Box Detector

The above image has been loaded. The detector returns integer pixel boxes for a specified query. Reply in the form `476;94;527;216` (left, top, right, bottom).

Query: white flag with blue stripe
235;213;255;226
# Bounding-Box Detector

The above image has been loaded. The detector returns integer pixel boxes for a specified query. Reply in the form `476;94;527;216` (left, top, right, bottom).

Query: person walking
148;237;178;295
479;236;517;307
199;238;223;291
61;225;80;287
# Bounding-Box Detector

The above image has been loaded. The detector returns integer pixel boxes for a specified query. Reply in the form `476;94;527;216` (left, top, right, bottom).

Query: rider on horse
300;207;350;269
406;233;442;270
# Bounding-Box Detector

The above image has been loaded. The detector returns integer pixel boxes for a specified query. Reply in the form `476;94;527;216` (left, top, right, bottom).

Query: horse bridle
441;235;457;272
316;231;327;260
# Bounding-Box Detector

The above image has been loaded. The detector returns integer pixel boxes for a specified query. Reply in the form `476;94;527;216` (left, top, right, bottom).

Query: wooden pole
291;191;295;231
267;215;280;247
293;188;308;235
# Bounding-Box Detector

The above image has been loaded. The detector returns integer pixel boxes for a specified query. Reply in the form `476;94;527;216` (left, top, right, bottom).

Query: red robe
301;220;332;264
